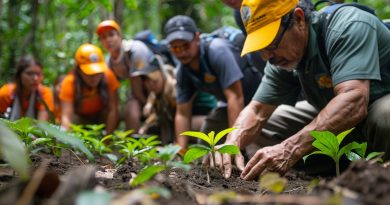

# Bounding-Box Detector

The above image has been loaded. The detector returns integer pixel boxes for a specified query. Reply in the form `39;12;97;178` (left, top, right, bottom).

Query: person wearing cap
164;15;262;149
214;0;390;180
0;55;54;121
132;56;217;144
59;43;120;134
96;20;154;132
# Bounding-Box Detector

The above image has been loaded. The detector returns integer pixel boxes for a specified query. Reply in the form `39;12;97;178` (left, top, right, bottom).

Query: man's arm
241;79;370;180
175;101;193;148
224;80;245;127
130;76;146;105
105;90;119;134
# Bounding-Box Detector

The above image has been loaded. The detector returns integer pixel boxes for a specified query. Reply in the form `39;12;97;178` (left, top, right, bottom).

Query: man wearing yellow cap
215;0;390;179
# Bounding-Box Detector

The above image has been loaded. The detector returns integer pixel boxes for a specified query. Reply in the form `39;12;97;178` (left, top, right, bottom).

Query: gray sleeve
129;40;154;74
207;39;243;89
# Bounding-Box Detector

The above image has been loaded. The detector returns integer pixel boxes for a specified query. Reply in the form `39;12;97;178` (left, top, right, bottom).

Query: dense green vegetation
0;0;389;85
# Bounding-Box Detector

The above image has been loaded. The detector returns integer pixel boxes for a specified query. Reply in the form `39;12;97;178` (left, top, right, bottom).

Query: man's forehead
169;39;191;46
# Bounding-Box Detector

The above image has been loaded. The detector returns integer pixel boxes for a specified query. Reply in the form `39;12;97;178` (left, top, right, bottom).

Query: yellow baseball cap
241;0;298;56
75;43;108;75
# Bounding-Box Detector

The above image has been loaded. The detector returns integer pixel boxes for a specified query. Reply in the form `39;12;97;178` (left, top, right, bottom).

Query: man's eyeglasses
168;37;195;54
264;11;294;51
169;42;191;54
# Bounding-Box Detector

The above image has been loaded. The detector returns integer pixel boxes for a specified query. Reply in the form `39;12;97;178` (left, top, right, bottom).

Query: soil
1;151;390;205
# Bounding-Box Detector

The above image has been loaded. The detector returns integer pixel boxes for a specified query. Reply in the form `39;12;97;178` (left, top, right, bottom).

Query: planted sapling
130;144;190;187
181;127;239;165
180;127;239;183
303;128;371;176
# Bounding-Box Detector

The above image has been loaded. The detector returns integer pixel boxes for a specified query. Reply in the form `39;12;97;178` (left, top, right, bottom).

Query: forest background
0;0;390;85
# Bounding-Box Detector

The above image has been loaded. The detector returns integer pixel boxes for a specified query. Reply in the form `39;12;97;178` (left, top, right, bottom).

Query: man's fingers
235;152;245;172
241;161;266;181
241;153;260;177
213;152;222;171
222;153;232;179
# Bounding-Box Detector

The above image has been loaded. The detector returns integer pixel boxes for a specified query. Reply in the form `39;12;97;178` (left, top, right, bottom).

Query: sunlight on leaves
130;165;166;187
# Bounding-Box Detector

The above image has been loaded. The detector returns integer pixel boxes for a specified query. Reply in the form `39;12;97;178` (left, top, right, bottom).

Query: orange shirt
0;83;54;116
59;69;120;116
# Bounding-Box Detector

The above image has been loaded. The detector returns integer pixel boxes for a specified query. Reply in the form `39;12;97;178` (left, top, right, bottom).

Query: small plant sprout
130;144;191;187
303;128;367;176
180;127;240;166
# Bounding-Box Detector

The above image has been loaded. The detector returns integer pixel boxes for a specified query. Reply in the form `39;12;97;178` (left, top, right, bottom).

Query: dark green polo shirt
254;6;390;110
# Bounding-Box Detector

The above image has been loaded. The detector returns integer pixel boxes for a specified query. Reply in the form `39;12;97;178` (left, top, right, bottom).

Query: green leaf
0;122;30;180
336;128;354;145
100;135;113;144
169;161;191;171
32;138;52;146
37;122;94;162
312;140;335;156
208;131;215;145
158;144;182;162
354;142;367;158
131;165;166;187
180;131;211;146
259;172;287;193
310;130;338;153
366;152;384;160
214;127;237;145
184;147;209;163
104;153;118;163
303;150;335;163
189;143;211;151
338;142;364;160
217;144;239;155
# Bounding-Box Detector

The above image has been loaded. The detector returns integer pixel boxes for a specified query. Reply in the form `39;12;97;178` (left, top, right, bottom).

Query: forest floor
1;150;390;205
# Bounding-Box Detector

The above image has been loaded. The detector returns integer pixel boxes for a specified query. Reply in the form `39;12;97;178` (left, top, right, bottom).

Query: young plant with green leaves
117;135;161;165
130;144;191;187
303;128;381;176
180;127;240;166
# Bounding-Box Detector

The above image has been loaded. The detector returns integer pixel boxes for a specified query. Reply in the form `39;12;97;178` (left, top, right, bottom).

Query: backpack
134;30;178;67
316;1;390;69
200;26;262;105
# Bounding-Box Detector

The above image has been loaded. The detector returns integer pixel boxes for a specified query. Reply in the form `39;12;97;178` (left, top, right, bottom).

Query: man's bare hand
240;143;299;180
203;143;245;179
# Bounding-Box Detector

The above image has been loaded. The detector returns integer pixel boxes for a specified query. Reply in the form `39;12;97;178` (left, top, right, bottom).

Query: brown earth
1;152;390;205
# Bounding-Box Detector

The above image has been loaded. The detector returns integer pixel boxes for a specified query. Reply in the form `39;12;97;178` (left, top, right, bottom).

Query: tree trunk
114;0;124;26
21;0;39;58
6;0;19;78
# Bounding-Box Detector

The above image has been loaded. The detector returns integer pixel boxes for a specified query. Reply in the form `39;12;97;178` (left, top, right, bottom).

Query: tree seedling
303;128;370;176
180;127;239;183
181;128;239;164
130;144;190;187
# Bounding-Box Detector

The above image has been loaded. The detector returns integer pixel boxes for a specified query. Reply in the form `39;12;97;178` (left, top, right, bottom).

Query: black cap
164;15;198;43
131;56;160;79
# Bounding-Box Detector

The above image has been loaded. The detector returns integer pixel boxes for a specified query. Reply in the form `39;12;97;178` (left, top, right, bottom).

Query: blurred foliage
0;0;389;86
0;0;233;85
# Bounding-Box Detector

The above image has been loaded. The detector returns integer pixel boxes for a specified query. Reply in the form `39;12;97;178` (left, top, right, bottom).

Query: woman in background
0;55;54;121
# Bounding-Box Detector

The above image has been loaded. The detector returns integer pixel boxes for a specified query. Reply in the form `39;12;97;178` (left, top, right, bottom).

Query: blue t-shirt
176;38;244;104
